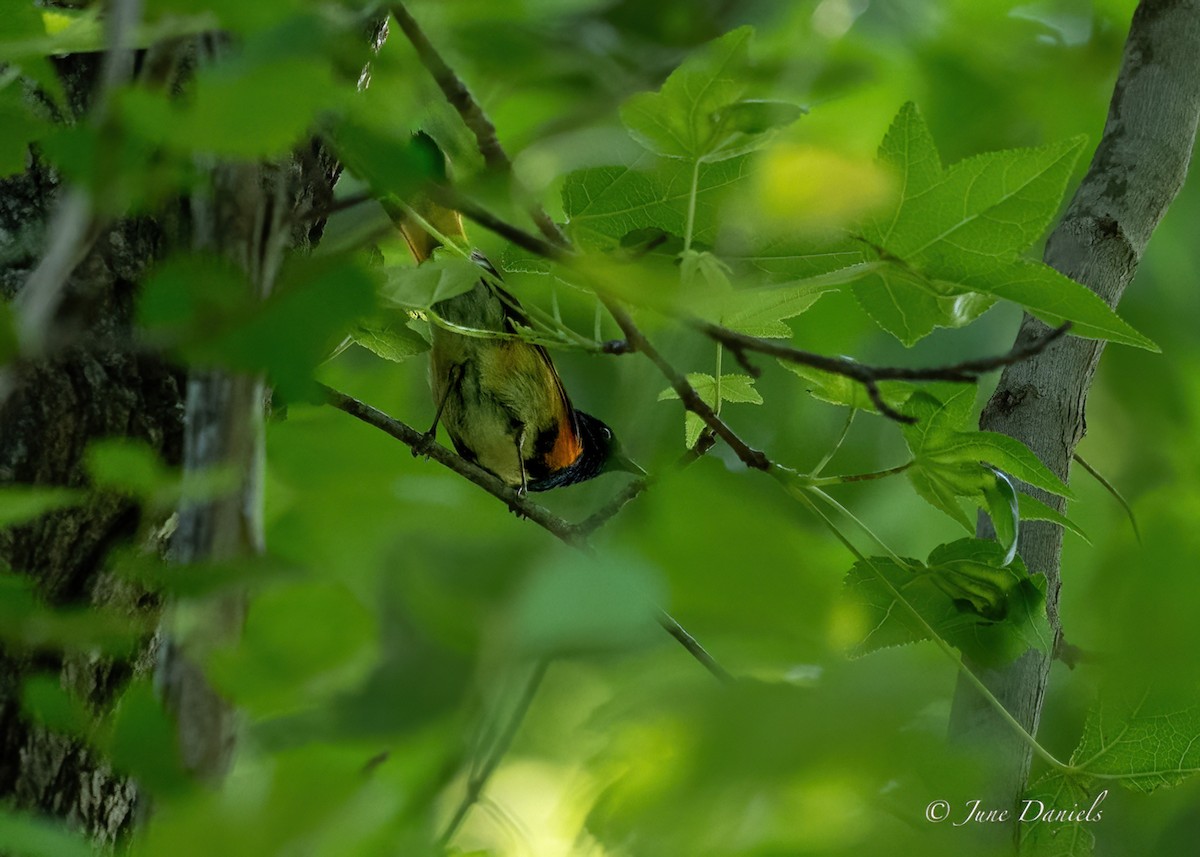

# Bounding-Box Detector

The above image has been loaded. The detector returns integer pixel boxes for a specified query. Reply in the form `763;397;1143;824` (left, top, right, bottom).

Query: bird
395;163;641;494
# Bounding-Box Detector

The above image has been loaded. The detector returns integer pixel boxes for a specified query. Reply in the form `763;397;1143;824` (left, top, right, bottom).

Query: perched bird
397;184;640;494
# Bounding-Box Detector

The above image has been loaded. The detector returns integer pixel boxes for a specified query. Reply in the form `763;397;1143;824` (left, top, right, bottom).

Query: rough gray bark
949;0;1200;820
0;44;342;844
0;60;184;842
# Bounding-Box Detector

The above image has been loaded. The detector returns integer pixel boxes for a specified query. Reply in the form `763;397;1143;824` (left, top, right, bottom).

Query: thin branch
602;297;772;471
322;385;731;682
434;188;1071;424
1073;452;1141;543
14;0;144;358
656;610;732;684
572;429;717;538
389;1;568;248
323;385;587;547
692;320;1072;423
431;185;568;260
439;659;550;846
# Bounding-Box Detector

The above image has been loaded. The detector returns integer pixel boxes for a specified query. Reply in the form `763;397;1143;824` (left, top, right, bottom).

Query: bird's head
528;411;643;491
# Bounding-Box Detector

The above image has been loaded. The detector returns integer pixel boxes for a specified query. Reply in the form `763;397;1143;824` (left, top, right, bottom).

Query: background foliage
3;0;1200;855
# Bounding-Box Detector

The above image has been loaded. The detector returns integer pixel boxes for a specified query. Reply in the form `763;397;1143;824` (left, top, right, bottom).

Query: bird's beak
611;448;646;476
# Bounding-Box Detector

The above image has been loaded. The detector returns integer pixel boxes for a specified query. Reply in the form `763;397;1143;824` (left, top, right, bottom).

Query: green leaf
0;571;143;655
782;363;915;415
349;314;430;362
1018;773;1100;857
619;27;753;160
959;259;1158;351
0;809;96;857
0;78;49;178
513;550;664;657
900;390;1071;528
658;373;761;446
105;681;190;797
852;262;995;345
39;121;191;215
982;466;1019;566
934;431;1073;498
715;281;838;337
121;57;339;158
696;262;877;337
138;254;253;334
856;104;1152;350
85;439;238;508
563;153;752;251
876;102;942;204
1017;493;1090;543
207;582;377;717
870;136;1085;267
0;487;85;527
383;257;483;309
1070;688;1200;793
182;255;378;399
331;120;439;201
902;386;977;440
720;236;868;281
842;539;1050;666
21;675;91;737
85;439;171;499
144;0;304;33
115;552;294;598
713;99;805;136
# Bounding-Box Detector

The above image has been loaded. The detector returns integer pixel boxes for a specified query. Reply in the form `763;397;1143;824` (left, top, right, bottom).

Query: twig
321;385;731;682
691;320;1072;423
572;429;717;538
656;610;732;683
1073;452;1141;542
439;659;550;846
431;185;568;260
602;297;772;470
14;0;144;358
389;2;568;248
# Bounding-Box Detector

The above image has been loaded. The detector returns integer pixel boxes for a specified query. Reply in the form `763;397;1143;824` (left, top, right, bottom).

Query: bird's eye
602;427;612;440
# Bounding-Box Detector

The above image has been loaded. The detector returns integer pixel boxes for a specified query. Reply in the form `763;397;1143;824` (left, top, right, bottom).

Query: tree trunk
0;42;341;840
948;0;1200;826
0;58;184;838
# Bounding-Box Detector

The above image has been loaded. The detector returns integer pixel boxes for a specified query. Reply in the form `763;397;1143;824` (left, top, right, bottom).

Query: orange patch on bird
544;416;583;471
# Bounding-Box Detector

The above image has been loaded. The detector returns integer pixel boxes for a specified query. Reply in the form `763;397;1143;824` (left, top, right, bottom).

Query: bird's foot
412;430;436;458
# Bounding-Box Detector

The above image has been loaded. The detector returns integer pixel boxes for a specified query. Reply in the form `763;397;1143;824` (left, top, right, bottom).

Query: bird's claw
412;430;436;459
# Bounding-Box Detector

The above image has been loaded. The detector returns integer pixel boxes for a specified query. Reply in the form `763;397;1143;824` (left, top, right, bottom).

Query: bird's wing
470;251;583;467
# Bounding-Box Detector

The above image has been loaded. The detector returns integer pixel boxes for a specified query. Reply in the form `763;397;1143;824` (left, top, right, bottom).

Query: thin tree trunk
157;158;287;780
948;0;1200;825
